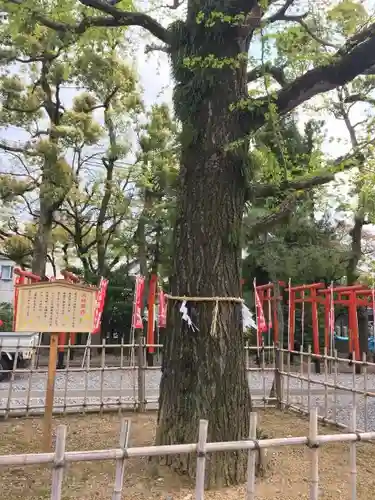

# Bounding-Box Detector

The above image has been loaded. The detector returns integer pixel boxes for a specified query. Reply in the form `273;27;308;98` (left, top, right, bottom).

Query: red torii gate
254;281;285;344
289;282;372;361
252;280;372;363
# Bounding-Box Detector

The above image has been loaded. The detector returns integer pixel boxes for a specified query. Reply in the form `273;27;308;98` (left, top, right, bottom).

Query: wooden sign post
14;280;98;451
45;332;59;451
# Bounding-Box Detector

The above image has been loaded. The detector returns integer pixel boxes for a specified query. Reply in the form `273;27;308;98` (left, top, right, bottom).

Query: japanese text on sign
14;282;98;333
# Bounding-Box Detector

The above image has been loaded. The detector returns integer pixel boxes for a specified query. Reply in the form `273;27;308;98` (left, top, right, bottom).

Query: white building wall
0;258;61;305
0;258;15;304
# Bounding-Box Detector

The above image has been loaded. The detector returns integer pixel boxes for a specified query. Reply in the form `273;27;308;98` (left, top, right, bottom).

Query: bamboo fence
2;340;375;433
0;408;374;499
0;342;277;417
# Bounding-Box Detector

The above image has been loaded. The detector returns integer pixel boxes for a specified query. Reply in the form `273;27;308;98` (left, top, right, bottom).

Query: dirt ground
1;409;375;499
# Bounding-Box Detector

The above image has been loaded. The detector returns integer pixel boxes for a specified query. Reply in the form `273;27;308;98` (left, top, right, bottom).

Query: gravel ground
2;410;375;499
1;369;375;430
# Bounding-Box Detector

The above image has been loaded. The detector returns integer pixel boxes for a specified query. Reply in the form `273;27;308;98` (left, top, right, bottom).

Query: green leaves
0;175;34;202
1;234;34;265
327;0;368;37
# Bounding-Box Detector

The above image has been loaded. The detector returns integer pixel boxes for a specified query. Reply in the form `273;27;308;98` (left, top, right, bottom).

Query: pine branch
0;142;39;156
250;170;339;200
2;103;42;114
249;141;373;200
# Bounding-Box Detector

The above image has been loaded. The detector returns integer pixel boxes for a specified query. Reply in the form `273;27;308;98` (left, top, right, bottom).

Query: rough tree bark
22;0;375;488
96;100;118;277
338;88;368;364
30;58;72;278
155;13;253;486
31;201;53;277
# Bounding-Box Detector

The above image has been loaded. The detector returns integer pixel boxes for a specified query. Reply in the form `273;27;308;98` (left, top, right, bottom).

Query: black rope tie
251;439;261;452
307;439;319;449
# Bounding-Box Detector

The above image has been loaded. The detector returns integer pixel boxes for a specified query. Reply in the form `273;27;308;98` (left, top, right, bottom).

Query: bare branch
167;0;184;9
249;21;375;131
264;0;307;24
247;195;298;237
247;63;288;87
0;151;40;182
298;19;340;49
345;93;375;106
20;194;38;218
145;43;170;54
0;142;39;157
53;217;75;238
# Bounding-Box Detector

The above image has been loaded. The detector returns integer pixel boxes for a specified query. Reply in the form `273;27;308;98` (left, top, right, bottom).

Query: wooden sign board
14;281;98;333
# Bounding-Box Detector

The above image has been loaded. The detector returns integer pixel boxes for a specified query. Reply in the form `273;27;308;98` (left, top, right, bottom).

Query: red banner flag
255;288;268;339
92;277;109;334
158;289;167;328
132;276;145;329
147;274;158;353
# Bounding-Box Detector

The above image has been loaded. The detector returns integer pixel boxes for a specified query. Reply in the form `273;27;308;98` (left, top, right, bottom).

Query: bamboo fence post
245;412;258;500
26;338;36;417
50;425;67;500
333;349;338;425
324;347;328;421
300;344;304;408
195;419;208;500
261;346;266;407
111;419;131;500
83;339;91;414
350;406;357;500
63;337;71;416
118;339;125;414
99;339;106;414
352;352;357;429
137;333;146;412
44;333;59;451
307;345;312;414
274;345;282;409
245;340;249;370
286;347;291;407
363;352;368;432
5;338;20;419
350;355;357;500
309;408;319;500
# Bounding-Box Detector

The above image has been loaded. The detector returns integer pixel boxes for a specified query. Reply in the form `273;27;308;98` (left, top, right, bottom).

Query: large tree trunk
347;214;364;286
347;214;367;368
156;17;252;487
31;203;53;278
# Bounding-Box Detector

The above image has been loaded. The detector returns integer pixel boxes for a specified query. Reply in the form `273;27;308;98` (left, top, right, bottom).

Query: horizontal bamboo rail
0;409;373;499
2;341;375;430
